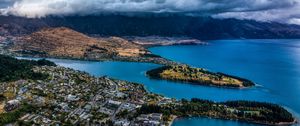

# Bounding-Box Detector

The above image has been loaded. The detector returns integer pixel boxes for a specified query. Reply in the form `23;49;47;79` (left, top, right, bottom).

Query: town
0;65;176;125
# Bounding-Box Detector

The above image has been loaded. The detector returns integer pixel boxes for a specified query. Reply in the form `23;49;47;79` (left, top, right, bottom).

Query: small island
146;65;255;88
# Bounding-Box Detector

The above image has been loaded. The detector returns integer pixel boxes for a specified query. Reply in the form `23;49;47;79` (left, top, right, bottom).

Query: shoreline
170;116;297;126
9;53;179;66
146;75;255;89
167;115;177;126
126;36;208;48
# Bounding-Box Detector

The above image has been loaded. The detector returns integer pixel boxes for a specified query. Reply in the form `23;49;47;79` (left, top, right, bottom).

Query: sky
0;0;300;25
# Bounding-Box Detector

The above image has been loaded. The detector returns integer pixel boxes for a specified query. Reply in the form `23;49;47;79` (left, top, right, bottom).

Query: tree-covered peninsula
139;99;295;125
147;65;255;88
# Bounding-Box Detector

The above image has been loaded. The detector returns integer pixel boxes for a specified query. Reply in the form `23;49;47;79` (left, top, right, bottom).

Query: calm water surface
20;39;300;126
151;39;300;126
172;117;263;126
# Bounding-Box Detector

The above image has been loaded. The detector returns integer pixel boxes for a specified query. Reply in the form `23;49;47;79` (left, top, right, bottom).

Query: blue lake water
20;39;300;126
172;117;263;126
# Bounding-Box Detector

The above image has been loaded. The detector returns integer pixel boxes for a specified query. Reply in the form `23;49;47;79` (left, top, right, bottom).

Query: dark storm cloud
0;0;299;24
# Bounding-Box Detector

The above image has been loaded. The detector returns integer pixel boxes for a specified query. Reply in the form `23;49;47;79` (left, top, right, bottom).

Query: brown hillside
11;27;150;59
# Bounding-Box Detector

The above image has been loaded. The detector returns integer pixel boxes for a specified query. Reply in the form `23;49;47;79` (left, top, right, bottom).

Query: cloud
213;1;300;25
0;0;299;24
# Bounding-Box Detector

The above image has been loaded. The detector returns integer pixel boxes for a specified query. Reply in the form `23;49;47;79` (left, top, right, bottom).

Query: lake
20;39;300;126
151;39;300;125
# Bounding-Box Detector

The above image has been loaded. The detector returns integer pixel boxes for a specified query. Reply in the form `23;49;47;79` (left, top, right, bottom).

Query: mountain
1;15;300;40
8;27;174;64
11;27;147;58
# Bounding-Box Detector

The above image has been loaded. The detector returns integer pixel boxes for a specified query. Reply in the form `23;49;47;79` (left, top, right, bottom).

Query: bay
19;39;300;126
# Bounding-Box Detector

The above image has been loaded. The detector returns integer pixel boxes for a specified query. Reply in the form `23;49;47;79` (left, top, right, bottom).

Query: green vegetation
0;103;34;125
31;89;47;97
117;110;130;118
0;94;6;102
0;55;56;82
147;65;255;88
223;101;294;123
138;98;294;125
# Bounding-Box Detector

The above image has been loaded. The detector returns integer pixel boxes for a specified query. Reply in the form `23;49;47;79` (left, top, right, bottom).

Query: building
4;99;20;111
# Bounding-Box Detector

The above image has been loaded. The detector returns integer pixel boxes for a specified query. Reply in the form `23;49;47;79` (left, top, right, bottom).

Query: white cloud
289;18;300;25
0;0;299;24
213;1;300;25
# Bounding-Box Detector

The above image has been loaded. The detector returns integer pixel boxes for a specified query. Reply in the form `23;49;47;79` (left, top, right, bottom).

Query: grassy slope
147;65;255;88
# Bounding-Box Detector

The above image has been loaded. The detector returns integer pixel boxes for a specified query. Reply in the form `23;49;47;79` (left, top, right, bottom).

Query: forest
138;98;294;124
0;55;56;82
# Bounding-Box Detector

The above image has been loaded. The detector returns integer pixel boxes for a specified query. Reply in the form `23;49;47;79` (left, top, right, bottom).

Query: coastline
9;53;179;66
168;115;177;126
170;116;297;126
126;36;208;48
145;75;255;89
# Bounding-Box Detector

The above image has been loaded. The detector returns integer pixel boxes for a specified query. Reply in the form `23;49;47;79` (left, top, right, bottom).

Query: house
114;120;130;126
108;100;122;106
84;104;92;112
59;102;70;112
67;94;80;101
151;113;163;121
4;99;20;111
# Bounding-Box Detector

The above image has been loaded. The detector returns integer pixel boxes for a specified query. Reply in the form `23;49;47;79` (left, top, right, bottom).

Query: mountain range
1;14;300;40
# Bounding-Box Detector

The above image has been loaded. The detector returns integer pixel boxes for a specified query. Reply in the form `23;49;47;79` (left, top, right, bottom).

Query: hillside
1;15;300;39
8;27;173;64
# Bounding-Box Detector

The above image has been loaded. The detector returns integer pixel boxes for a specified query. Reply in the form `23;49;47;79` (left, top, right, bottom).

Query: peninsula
0;55;296;125
146;65;255;88
7;27;176;65
126;36;207;47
